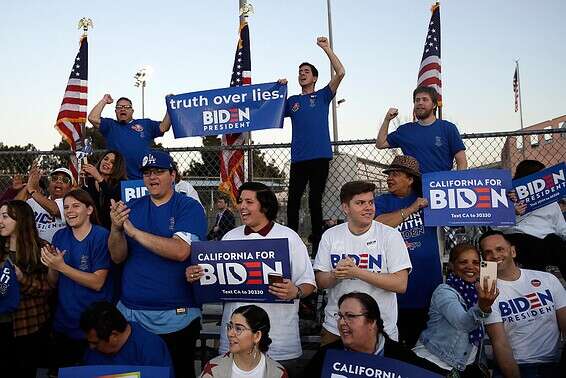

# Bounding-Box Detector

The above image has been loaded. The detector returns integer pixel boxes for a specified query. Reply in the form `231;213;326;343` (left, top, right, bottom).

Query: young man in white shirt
313;181;412;346
480;230;566;378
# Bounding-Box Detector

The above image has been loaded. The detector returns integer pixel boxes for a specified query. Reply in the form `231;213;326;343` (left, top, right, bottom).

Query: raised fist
102;94;113;104
317;36;330;49
385;107;399;121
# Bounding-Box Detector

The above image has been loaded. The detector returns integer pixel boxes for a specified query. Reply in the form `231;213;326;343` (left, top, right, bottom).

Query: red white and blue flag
513;66;520;112
417;3;442;107
55;36;88;178
219;21;251;204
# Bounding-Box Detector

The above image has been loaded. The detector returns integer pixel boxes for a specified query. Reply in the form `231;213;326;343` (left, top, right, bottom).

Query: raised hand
385;107;399;121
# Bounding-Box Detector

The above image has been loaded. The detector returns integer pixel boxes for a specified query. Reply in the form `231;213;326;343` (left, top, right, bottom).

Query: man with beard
88;95;171;179
376;87;467;173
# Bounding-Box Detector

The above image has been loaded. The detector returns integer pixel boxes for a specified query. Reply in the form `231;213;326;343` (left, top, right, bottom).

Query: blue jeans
493;363;560;378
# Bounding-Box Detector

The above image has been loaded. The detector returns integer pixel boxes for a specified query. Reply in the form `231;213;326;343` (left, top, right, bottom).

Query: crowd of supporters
1;36;565;378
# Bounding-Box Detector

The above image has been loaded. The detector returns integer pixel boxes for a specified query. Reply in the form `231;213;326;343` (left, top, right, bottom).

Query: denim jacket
419;284;489;371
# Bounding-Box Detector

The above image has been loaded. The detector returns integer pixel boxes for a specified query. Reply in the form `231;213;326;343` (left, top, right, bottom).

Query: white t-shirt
486;269;566;364
219;223;317;361
231;353;266;378
313;221;412;341
501;202;566;239
27;197;65;243
175;181;202;206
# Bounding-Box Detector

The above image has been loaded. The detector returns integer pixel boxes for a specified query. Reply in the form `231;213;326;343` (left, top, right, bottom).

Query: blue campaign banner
322;349;442;378
423;169;515;226
59;365;171;378
167;82;287;137
121;180;148;203
512;162;566;213
190;238;292;304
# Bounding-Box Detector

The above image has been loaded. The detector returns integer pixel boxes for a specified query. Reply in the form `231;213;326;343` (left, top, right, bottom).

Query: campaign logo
330;253;381;271
202;107;251;132
131;124;144;132
423;169;514;226
121;180;149;202
499;289;555;322
397;211;425;240
198;251;282;286
291;102;300;112
34;211;55;225
515;166;565;202
531;279;541;288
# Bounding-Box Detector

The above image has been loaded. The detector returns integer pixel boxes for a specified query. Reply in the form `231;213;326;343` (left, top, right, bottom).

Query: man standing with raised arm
88;95;171;179
279;36;345;254
376;86;467;173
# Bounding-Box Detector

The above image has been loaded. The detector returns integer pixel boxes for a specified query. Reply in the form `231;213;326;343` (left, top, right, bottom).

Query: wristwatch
28;190;36;197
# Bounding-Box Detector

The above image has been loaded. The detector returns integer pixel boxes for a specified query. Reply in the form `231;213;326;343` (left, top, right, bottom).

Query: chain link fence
1;128;565;239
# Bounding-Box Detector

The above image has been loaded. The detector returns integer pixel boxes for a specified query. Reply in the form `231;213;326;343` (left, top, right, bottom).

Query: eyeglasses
115;105;132;110
226;323;252;336
49;175;72;184
333;312;368;323
142;169;168;177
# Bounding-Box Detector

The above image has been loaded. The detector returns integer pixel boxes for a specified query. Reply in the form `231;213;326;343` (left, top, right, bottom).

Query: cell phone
267;273;283;285
480;261;497;290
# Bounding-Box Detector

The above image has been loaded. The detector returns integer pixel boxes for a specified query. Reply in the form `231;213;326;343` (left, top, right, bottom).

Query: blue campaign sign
59;365;171;378
121;180;148;203
190;238;292;304
423;169;515;226
512;162;566;213
167;82;287;137
322;349;442;378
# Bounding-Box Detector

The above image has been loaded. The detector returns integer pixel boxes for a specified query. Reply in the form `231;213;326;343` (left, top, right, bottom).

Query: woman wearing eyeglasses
200;305;287;378
305;292;438;375
82;150;127;230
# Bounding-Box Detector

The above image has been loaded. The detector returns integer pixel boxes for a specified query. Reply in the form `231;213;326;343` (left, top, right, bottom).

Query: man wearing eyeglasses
108;150;206;378
88;94;171;180
15;166;74;243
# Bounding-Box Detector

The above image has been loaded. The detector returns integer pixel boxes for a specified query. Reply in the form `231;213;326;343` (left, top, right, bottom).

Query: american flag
55;36;88;178
417;3;442;107
513;66;519;112
219;21;250;204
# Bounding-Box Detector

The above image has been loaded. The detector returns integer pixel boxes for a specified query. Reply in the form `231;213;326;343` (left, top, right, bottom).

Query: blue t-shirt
52;225;114;339
121;192;207;311
386;119;465;173
83;322;173;376
0;259;20;314
285;85;334;163
375;193;442;309
99;118;163;179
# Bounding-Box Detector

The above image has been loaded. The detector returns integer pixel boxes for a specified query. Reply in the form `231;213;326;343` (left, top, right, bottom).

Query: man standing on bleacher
108;150;206;378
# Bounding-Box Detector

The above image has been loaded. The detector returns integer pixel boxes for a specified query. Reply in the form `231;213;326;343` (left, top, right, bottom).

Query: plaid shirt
12;269;51;337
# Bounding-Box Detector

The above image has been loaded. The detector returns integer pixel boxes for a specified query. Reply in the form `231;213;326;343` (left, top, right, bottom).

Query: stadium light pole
134;66;152;118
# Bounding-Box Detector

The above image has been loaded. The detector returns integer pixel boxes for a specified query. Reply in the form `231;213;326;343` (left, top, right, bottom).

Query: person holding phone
413;243;498;377
481;230;566;377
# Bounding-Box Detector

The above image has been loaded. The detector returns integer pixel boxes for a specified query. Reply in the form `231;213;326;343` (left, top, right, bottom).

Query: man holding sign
108;150;206;378
279;36;346;254
186;182;315;377
88;95;171;179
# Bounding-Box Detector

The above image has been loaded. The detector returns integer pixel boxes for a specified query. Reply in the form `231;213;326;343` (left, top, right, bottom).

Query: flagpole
516;60;524;131
327;0;339;153
240;0;254;182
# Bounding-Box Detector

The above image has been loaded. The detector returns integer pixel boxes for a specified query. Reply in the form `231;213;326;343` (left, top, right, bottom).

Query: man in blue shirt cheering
376;86;467;174
88;95;171;179
279;36;345;255
108;149;206;378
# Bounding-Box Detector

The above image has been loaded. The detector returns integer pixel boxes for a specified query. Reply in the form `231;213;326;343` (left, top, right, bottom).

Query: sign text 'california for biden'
423;169;515;226
167;82;287;137
190;238;291;304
